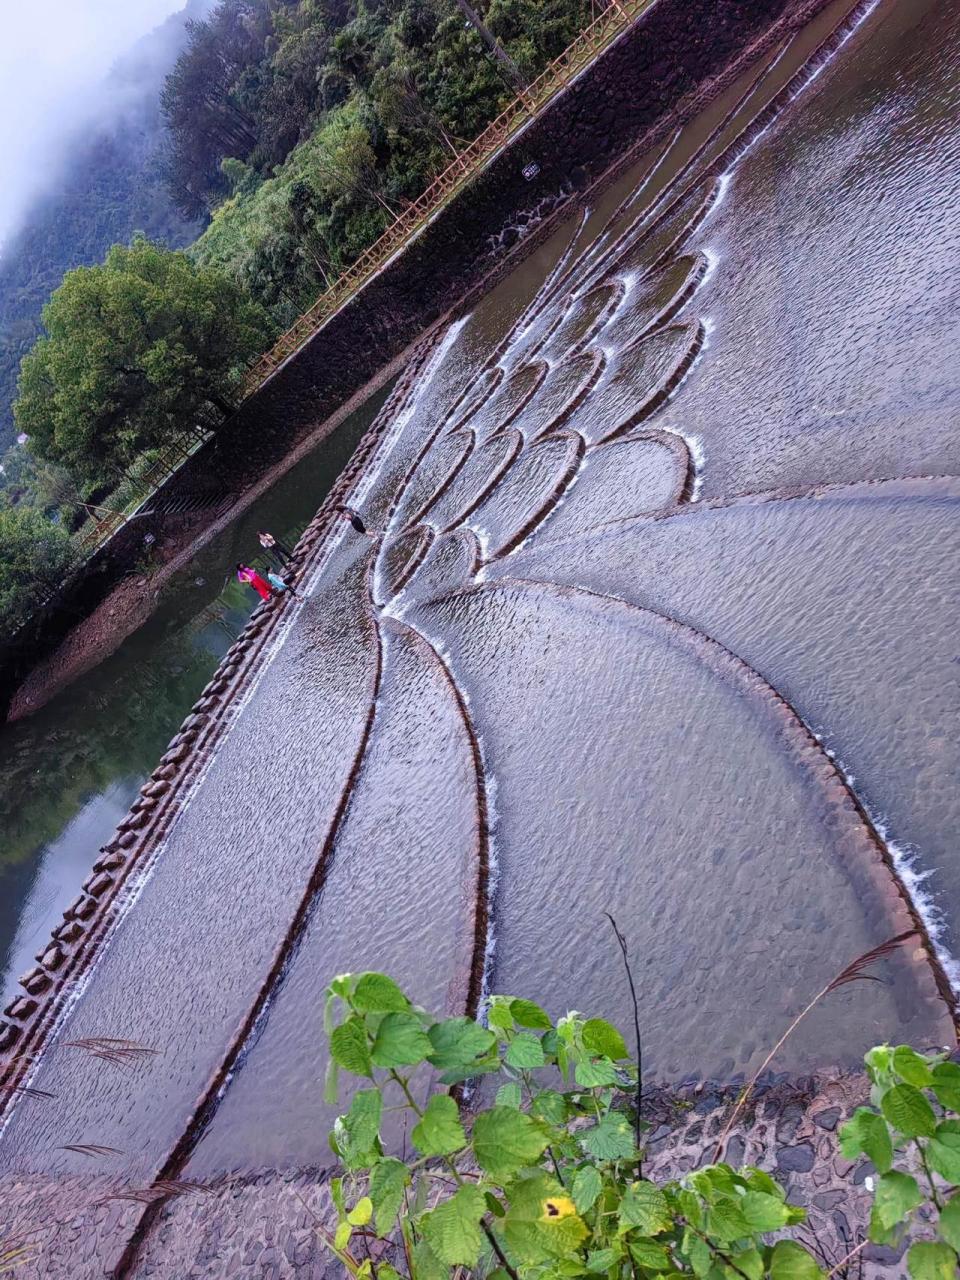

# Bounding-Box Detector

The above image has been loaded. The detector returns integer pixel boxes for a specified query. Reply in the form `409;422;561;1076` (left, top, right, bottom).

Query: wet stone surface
1;0;959;1273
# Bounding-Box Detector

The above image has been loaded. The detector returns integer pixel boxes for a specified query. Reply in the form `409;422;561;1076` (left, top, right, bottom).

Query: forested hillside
3;0;595;632
0;0;210;450
171;0;593;323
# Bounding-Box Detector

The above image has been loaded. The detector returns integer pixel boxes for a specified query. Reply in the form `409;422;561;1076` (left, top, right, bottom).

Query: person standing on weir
237;563;275;602
336;505;374;536
258;529;293;566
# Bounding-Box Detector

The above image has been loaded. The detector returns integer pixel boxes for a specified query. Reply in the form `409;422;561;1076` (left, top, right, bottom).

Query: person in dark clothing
336;505;371;535
258;530;293;566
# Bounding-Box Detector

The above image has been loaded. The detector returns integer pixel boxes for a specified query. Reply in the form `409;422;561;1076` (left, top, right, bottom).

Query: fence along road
241;0;652;393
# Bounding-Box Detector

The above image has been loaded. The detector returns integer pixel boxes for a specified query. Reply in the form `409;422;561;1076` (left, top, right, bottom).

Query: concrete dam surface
1;0;959;1271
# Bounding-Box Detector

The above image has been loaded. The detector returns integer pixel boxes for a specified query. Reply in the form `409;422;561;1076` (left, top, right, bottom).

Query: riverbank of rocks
0;1068;916;1278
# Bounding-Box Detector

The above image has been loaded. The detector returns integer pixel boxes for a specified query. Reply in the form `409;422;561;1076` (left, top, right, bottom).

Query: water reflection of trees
0;631;218;884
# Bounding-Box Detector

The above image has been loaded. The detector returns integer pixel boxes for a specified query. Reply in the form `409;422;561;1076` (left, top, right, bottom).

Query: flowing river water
0;0;959;1268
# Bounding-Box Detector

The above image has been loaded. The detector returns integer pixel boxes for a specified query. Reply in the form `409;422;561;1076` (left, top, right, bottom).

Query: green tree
14;236;274;485
0;505;76;629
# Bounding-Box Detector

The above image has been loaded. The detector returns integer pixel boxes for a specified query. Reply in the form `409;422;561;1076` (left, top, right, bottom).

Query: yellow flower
541;1195;578;1221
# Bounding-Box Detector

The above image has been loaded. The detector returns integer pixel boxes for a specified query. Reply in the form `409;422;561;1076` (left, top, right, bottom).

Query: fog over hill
0;0;214;447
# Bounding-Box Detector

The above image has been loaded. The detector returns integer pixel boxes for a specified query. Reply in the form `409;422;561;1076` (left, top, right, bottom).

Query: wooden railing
72;431;209;554
240;0;652;393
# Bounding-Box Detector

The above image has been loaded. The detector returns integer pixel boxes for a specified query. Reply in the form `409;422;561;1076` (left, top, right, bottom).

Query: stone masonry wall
0;1068;926;1278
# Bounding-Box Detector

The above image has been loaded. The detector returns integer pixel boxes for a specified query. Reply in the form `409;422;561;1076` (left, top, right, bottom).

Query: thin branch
481;1221;521;1280
684;1221;756;1280
605;912;642;1160
917;1138;944;1211
295;1191;366;1279
0;1083;55;1101
712;930;917;1161
826;1239;870;1278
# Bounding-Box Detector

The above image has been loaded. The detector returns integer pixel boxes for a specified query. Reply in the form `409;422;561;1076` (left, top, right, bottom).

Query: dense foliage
0;0;207;451
0;506;76;629
174;0;594;320
14;237;273;485
1;0;595;638
323;972;960;1280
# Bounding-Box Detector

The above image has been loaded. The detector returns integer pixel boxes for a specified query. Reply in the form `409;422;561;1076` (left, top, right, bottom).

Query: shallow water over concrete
1;0;959;1260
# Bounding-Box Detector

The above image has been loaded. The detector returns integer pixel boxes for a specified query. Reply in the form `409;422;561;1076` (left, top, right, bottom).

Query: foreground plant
323;973;960;1280
838;1044;960;1277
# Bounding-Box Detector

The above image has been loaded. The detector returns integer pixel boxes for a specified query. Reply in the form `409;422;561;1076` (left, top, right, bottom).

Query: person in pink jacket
236;563;273;602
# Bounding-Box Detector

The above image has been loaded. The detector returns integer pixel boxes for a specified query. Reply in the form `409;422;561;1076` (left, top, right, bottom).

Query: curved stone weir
375;525;437;604
422;431;523;534
600;253;710;352
465;361;549;442
546;22;800;306
0;544;382;1163
398;529;484;608
389;431;475;532
182;615;491;1175
641;0;960;497
537;281;626;365
0;326;467;1273
407;577;955;1079
530;431;691;540
520;349;607;440
588;0;882;290
444;365;506;434
564;322;706;445
497;475;960;998
468;430;586;561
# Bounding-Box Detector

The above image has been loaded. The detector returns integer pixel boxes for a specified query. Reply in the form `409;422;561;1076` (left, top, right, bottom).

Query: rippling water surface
1;0;958;1233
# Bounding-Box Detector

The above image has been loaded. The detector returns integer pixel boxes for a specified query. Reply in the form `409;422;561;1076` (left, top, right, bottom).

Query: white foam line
814;739;960;999
360;315;472;518
710;171;733;216
717;0;883;188
507;207;592;352
360;319;476;606
701;247;721;289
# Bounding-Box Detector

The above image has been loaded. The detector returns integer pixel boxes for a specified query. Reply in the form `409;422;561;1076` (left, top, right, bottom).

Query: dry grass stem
0;1083;55;1101
61;1038;159;1069
712;930;918;1160
826;1238;870;1277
